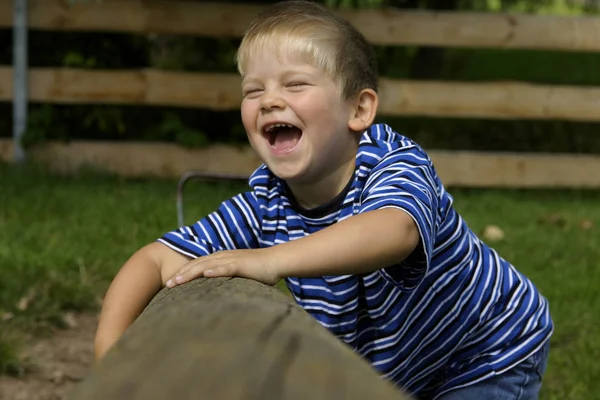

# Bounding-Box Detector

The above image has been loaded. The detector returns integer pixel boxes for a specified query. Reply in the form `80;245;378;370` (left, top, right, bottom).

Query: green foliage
150;112;209;148
328;0;598;12
62;51;97;68
443;49;600;86
229;123;250;146
20;103;244;148
82;107;127;136
23;104;128;146
22;105;68;148
27;31;149;69
149;36;240;73
68;0;103;4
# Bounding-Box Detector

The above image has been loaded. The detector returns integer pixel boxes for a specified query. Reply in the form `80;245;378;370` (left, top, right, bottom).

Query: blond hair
235;0;378;99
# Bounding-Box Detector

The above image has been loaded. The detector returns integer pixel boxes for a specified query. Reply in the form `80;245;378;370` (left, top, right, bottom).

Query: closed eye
243;89;263;98
287;82;309;91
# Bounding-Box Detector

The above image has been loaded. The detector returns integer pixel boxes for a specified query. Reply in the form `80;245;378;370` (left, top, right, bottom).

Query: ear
348;88;378;132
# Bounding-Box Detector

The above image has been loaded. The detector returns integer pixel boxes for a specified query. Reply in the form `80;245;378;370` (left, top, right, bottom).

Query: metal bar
12;0;28;163
176;171;248;227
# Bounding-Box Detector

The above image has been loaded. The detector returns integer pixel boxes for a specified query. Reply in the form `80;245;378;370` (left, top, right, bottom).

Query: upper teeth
265;123;293;132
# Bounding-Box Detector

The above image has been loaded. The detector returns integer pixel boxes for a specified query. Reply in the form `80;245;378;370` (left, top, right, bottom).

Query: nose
260;88;285;112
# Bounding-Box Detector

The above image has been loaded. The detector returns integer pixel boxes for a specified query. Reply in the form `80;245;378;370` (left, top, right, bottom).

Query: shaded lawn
0;162;598;399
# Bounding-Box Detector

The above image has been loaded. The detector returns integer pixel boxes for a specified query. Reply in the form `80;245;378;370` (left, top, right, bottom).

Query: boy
95;1;553;399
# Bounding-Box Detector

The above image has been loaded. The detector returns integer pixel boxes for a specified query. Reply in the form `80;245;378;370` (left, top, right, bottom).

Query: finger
169;265;208;287
165;253;230;288
166;254;215;287
165;263;207;288
203;264;233;278
165;264;194;288
175;260;199;277
177;254;233;282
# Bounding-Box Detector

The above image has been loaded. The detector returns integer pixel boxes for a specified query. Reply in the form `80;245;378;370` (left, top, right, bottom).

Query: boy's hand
166;248;280;287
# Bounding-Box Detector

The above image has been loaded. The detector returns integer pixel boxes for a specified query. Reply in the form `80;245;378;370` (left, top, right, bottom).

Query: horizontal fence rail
1;67;600;122
2;138;600;188
1;1;600;52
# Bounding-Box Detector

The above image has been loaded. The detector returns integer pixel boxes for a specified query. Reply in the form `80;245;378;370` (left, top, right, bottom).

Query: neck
286;157;356;210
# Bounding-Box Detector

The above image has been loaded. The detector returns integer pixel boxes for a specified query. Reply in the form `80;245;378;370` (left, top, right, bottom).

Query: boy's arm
276;151;438;283
273;207;420;278
159;191;262;258
94;242;191;361
94;192;262;361
169;149;438;289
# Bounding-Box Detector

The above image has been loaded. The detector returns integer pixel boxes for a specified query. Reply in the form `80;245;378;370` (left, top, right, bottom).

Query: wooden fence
1;0;600;187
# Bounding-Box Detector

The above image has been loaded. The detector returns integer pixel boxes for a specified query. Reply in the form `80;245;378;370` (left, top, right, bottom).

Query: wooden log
0;68;241;111
428;150;600;188
2;139;600;188
2;67;600;121
0;139;262;178
377;78;600;122
69;277;411;400
1;0;600;52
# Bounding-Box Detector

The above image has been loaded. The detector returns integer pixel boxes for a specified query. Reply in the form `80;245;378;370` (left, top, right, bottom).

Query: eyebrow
241;77;259;86
242;70;316;85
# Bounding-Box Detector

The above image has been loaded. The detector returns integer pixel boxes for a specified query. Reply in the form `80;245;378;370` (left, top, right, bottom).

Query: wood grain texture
0;139;262;177
2;67;600;121
0;68;242;110
427;150;600;188
1;0;600;51
70;278;411;400
2;139;599;188
378;78;600;122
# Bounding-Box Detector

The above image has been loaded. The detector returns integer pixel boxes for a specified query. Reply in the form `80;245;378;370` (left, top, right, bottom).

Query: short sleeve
157;191;262;259
359;148;439;291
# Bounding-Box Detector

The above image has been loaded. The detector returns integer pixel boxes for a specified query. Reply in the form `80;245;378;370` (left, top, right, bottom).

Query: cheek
240;102;255;131
294;95;334;122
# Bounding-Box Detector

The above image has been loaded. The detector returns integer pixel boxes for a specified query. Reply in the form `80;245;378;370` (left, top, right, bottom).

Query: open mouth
263;123;302;153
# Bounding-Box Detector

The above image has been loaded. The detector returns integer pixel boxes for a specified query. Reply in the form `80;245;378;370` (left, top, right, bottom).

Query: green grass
0;163;246;373
1;162;599;399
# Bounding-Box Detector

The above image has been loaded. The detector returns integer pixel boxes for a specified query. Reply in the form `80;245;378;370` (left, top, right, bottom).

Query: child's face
240;48;359;185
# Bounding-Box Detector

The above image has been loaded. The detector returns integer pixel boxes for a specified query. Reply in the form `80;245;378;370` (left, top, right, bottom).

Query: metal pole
176;171;248;227
12;0;28;163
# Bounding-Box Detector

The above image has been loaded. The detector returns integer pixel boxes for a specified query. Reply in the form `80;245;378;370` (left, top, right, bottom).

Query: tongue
272;128;301;150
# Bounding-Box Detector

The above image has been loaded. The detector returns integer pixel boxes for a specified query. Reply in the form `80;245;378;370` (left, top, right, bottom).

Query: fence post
12;0;28;163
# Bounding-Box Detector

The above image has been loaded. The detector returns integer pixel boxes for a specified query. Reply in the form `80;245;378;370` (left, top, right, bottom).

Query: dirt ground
0;313;98;400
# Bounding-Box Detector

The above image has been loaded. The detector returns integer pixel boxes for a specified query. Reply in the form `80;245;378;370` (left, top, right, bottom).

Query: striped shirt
158;123;553;398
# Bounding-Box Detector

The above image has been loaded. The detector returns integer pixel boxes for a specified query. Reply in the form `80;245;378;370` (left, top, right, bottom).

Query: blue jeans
435;341;550;400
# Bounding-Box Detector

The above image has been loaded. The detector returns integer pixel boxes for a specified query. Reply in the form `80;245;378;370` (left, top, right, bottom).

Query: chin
255;147;303;177
266;162;310;182
268;167;304;182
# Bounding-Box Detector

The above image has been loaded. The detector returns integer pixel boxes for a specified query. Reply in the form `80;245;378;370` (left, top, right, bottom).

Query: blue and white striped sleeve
157;191;262;259
359;148;439;291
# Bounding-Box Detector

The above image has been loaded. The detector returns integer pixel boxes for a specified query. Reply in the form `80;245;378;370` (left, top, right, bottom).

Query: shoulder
358;124;437;184
359;124;432;168
247;164;294;219
248;164;272;192
248;164;285;196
